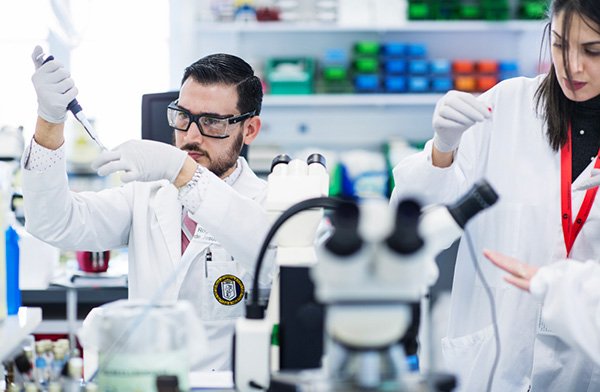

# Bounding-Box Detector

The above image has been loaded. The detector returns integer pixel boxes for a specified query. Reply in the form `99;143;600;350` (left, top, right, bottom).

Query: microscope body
312;182;498;390
234;154;329;392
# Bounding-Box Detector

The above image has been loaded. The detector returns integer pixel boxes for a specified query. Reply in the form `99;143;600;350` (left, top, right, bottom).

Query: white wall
0;0;171;148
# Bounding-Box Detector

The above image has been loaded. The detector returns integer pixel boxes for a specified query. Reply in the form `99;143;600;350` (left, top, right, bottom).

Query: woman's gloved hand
432;90;492;153
92;139;188;183
30;45;78;124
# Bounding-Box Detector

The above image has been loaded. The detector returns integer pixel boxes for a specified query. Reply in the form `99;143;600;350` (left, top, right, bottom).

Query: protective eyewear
167;101;256;139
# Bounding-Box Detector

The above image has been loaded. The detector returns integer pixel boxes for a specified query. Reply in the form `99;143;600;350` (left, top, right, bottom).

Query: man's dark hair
535;0;600;151
182;53;263;116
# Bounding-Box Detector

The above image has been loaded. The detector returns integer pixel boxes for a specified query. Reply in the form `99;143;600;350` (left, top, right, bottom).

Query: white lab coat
391;76;600;391
22;155;274;371
530;260;600;367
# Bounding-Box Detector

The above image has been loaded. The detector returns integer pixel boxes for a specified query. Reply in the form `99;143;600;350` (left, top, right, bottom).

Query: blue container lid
407;43;427;58
408;76;429;92
355;74;380;90
324;48;348;65
382;42;407;57
409;59;429;75
431;77;453;92
385;59;407;74
499;60;519;72
430;59;452;75
385;76;407;92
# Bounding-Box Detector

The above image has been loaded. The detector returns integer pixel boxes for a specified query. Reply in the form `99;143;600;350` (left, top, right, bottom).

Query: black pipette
40;55;107;151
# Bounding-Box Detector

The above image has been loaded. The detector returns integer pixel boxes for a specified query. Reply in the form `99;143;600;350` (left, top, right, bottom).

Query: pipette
40;54;108;151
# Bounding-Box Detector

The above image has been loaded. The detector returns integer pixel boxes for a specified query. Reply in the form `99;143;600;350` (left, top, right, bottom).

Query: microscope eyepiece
447;180;499;228
307;153;327;168
386;199;424;255
270;154;292;172
325;201;363;256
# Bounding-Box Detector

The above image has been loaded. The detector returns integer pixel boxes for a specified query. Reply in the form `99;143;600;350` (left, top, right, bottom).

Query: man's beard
181;131;244;178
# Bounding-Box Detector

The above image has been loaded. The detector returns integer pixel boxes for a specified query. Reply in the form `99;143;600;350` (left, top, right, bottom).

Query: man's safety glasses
167;101;256;139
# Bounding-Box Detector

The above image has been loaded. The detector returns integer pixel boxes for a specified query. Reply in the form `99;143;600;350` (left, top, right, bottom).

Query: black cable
247;196;346;319
464;228;501;392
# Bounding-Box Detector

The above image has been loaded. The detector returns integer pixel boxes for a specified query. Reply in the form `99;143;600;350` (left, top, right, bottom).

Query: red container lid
453;60;476;74
477;60;499;74
76;251;110;273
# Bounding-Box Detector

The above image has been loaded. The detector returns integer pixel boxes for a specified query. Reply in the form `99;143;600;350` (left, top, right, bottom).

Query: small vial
25;382;41;392
48;382;62;392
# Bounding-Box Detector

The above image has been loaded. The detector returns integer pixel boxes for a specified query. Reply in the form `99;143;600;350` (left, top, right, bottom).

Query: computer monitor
141;90;248;158
141;91;179;145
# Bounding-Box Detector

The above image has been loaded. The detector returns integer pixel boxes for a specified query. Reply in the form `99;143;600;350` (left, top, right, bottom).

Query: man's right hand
31;45;78;124
432;90;491;153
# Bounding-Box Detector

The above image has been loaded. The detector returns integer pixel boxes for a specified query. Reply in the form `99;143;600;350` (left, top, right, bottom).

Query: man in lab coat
23;47;274;371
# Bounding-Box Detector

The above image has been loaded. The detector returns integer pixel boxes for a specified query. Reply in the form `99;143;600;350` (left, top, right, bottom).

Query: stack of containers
477;60;499;91
453;60;480;92
407;0;518;20
453;59;519;92
406;43;429;93
430;59;453;92
319;48;353;93
382;43;408;93
353;41;381;93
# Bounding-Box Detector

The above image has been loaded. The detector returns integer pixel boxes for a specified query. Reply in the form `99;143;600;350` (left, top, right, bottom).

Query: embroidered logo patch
213;274;245;305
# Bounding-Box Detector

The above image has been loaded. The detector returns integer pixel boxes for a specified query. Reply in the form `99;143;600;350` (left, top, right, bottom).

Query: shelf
263;93;443;107
0;307;42;361
196;20;546;33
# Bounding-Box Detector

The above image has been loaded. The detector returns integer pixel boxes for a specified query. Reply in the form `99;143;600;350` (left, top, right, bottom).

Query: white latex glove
91;139;188;183
573;168;600;191
432;90;492;152
30;45;78;124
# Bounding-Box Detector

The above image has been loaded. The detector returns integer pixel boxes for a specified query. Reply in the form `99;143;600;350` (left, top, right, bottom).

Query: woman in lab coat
23;51;275;371
484;249;600;368
391;0;600;390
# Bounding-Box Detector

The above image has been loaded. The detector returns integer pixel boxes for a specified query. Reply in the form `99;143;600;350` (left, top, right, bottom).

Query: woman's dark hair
535;0;600;151
181;53;263;116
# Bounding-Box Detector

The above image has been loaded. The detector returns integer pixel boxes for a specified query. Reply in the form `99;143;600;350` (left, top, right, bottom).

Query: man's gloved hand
30;45;78;124
432;90;492;153
92;140;189;183
573;168;600;191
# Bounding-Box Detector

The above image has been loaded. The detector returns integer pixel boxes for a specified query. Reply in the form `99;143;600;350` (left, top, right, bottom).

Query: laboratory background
1;0;550;391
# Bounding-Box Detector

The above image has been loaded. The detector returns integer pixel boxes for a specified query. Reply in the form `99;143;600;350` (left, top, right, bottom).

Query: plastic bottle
6;222;21;315
35;341;48;388
65;357;83;392
0;192;7;322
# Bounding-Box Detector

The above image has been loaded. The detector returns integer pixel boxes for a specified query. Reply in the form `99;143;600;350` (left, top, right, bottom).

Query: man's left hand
92;139;188;183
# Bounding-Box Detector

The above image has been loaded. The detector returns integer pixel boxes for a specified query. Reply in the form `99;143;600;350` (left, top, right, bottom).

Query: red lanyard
561;124;600;256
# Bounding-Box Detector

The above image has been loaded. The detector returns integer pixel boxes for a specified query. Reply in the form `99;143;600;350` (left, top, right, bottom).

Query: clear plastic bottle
34;341;48;388
64;357;83;392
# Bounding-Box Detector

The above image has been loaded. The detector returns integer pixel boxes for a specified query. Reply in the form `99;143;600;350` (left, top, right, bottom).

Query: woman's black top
571;94;600;181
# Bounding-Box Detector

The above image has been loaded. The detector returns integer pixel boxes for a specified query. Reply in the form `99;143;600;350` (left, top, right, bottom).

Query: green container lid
459;5;480;19
354;41;380;56
354;57;379;73
408;3;430;20
323;66;348;81
521;3;547;19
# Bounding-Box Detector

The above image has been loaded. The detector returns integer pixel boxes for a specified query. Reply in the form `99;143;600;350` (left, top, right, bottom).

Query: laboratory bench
21;284;127;348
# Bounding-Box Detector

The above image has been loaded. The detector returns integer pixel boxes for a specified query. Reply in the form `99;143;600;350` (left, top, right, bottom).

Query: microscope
234;151;498;391
310;181;497;391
